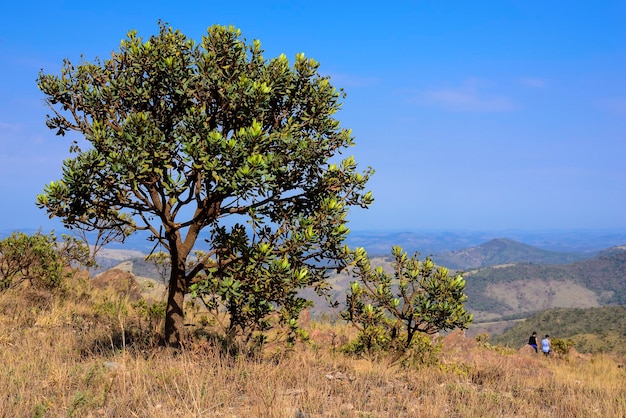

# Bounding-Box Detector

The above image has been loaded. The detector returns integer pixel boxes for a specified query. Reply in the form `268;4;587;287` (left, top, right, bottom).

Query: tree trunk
162;225;200;348
164;263;187;348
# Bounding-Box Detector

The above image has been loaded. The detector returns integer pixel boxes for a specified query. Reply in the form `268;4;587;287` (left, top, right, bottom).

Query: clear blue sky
1;1;625;233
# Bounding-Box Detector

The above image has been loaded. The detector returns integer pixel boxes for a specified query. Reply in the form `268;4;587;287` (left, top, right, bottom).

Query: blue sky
1;1;625;233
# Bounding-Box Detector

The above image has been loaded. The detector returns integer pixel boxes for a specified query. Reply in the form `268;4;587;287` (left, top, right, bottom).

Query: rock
325;371;355;381
91;268;142;301
442;329;477;352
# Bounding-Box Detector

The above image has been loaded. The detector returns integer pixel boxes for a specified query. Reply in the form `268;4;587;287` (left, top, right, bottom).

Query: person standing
528;331;538;353
541;334;551;356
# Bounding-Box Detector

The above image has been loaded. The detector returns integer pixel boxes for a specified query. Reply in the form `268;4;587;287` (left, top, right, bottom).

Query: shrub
342;246;473;364
0;231;63;290
551;337;575;355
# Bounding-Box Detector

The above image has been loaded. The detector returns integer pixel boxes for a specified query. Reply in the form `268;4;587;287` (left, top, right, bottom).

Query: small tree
37;23;373;347
71;217;135;262
57;233;97;272
342;246;473;360
0;230;83;290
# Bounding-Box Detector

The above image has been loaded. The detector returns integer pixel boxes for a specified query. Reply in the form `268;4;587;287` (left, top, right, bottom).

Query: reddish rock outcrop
91;268;142;301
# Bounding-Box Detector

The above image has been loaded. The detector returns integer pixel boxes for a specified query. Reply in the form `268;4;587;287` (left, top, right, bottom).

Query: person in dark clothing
528;331;538;353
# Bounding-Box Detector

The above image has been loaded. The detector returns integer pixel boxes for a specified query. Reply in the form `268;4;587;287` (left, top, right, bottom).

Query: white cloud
413;80;516;112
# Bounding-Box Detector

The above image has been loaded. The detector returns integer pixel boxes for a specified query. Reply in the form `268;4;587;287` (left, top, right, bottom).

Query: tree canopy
37;23;373;347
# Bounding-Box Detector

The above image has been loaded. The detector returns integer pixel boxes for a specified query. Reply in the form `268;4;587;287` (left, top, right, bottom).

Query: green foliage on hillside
492;306;626;355
573;250;626;303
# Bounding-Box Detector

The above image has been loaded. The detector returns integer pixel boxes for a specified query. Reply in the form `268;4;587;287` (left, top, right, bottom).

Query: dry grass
1;283;625;418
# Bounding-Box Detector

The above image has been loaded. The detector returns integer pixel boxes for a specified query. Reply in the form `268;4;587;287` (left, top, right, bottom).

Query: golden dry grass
1;283;625;418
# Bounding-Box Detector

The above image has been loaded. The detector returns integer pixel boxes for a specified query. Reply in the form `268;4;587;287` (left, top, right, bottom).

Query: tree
37;23;373;347
342;246;472;361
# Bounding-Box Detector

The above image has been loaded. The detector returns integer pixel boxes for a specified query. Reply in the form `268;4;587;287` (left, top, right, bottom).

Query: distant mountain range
434;238;590;270
344;229;626;255
5;228;626;255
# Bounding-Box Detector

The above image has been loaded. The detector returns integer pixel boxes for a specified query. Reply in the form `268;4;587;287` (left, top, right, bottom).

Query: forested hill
435;238;590;270
464;246;626;320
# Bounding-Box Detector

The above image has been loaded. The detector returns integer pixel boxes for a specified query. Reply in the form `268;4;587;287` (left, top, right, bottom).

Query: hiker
541;334;551;356
528;331;538;353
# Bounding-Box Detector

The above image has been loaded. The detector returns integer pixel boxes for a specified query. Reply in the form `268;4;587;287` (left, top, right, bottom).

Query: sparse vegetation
1;281;625;417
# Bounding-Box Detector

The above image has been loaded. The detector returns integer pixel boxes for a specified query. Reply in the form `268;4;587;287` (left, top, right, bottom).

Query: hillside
435;238;590;270
464;246;626;322
320;245;626;333
92;248;147;274
492;306;626;355
325;245;626;320
2;282;626;417
100;238;594;285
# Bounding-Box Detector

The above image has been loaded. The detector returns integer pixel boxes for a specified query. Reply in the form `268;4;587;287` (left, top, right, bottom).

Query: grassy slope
1;283;626;417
